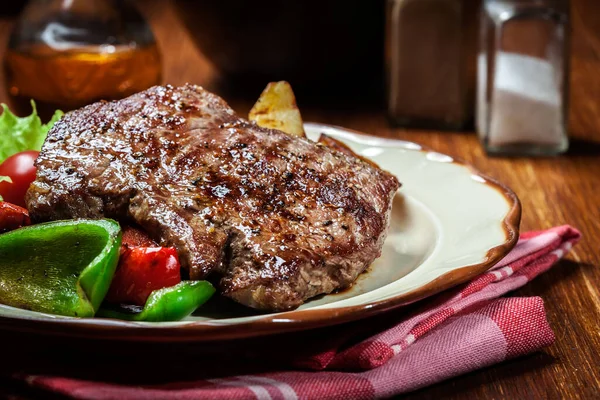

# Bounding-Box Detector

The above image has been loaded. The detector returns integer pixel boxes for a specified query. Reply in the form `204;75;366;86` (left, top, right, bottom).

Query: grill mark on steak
26;84;400;311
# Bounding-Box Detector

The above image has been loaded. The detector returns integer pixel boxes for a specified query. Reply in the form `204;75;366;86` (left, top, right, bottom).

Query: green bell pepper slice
98;281;215;322
0;219;121;317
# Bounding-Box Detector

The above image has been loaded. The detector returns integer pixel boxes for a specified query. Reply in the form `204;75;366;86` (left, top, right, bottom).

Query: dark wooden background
0;0;599;398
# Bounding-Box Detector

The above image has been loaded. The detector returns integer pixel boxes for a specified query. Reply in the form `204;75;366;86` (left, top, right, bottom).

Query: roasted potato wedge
249;81;306;138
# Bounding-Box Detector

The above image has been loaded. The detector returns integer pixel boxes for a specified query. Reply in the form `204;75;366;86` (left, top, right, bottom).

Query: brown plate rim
0;123;522;342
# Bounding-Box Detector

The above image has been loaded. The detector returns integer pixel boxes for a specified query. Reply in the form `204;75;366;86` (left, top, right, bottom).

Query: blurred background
2;0;386;109
0;0;599;151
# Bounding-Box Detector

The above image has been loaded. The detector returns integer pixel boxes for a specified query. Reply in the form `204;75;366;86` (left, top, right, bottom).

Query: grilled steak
26;84;400;311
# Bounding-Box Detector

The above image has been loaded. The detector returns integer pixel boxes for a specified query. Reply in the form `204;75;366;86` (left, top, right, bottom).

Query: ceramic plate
0;123;521;341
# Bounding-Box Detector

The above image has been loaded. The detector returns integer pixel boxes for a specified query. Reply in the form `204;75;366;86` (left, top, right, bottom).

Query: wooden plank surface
1;0;599;398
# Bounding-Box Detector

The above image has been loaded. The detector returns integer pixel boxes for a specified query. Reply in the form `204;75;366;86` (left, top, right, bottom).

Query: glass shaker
477;0;570;156
5;0;162;113
386;0;472;131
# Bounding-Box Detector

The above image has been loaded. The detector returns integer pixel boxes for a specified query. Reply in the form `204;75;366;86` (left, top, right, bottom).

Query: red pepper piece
106;246;182;306
0;202;31;233
121;225;157;247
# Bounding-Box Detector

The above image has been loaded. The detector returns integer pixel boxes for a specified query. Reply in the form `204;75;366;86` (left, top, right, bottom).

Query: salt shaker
386;0;472;130
477;0;570;156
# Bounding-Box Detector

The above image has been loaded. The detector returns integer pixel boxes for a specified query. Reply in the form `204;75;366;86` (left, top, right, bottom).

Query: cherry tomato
106;246;182;306
0;151;39;207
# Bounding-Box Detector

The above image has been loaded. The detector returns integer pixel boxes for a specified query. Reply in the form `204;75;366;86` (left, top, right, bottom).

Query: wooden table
1;0;599;398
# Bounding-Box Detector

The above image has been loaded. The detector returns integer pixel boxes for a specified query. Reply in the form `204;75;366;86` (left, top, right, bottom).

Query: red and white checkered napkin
26;226;580;400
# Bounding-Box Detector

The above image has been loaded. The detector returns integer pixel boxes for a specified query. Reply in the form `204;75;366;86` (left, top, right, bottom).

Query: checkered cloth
23;226;580;399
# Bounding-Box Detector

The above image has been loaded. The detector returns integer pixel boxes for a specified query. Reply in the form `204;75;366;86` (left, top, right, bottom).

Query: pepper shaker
477;0;570;156
386;0;474;130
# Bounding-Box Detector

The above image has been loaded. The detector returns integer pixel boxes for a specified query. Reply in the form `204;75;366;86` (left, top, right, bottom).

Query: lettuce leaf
0;101;63;164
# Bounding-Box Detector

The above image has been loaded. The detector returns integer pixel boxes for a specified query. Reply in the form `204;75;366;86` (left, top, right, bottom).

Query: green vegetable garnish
98;281;215;322
0;219;121;317
0;101;62;163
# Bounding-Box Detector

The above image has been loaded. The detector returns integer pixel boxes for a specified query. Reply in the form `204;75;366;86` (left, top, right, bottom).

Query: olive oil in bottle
5;0;162;112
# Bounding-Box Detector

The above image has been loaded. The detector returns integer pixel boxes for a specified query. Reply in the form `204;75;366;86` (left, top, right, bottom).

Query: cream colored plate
0;123;520;341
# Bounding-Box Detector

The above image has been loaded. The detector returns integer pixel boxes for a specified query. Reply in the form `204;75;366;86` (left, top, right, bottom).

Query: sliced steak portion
26;84;400;311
